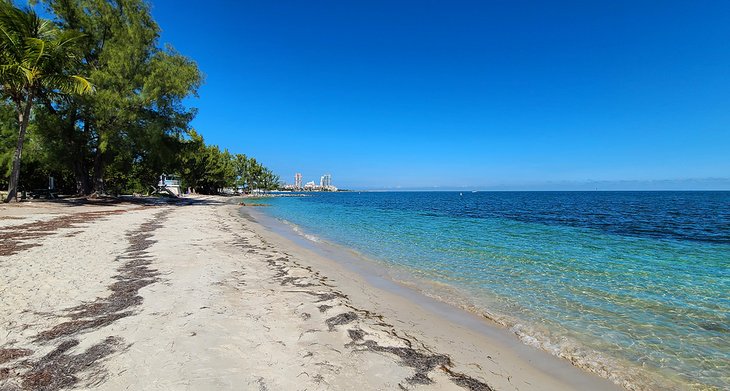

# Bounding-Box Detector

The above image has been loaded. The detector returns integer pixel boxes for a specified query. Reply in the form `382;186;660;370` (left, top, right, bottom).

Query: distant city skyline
289;173;333;188
281;174;730;191
284;172;338;191
150;1;730;190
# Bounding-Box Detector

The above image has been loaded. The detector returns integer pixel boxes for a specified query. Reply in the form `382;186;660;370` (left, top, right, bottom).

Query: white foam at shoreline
393;272;673;391
281;219;321;242
247;206;683;391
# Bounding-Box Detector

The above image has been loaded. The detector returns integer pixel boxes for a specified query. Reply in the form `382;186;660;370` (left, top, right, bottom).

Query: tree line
0;0;279;202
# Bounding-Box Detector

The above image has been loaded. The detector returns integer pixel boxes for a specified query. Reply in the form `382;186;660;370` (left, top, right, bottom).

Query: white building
320;174;332;188
295;173;302;190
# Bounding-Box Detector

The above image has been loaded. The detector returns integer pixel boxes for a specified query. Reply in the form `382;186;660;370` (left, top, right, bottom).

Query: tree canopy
0;0;280;199
0;0;92;201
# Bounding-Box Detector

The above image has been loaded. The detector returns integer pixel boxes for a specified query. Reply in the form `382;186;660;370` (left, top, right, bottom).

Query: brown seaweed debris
347;329;365;341
66;267;158;320
441;365;495;391
0;349;32;365
0;210;127;256
19;337;122;391
357;339;450;384
33;210;166;344
347;331;493;390
299;291;347;303
325;312;358;331
34;313;131;342
278;277;317;288
0;242;36;256
1;210;171;389
266;257;320;288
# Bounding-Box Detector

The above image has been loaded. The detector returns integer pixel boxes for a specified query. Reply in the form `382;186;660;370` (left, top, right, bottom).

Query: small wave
281;219;321;243
505;319;680;391
303;233;320;242
392;273;673;391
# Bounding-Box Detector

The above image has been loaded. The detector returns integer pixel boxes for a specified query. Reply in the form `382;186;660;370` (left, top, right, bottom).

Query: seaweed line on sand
0;208;169;390
0;209;129;257
17;337;123;391
35;209;168;341
257;236;494;391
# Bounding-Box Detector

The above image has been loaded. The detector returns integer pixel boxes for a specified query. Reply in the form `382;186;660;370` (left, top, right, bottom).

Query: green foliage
36;0;202;194
0;103;15;180
0;3;92;98
176;131;280;195
176;129;235;194
0;1;92;201
0;0;278;197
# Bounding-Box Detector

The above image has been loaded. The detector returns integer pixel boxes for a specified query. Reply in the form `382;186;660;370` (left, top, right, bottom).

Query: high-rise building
320;174;332;188
294;173;302;189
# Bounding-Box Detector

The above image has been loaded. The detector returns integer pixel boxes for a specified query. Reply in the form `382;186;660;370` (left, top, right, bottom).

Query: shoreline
243;204;622;390
250;192;726;391
1;196;620;390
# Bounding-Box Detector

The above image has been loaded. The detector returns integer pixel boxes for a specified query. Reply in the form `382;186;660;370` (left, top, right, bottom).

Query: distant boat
460;192;463;196
472;191;477;193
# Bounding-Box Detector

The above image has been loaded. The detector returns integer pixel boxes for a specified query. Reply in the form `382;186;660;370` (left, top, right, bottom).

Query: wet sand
0;196;620;390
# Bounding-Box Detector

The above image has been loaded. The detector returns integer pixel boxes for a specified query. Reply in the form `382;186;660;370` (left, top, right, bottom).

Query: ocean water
258;191;729;390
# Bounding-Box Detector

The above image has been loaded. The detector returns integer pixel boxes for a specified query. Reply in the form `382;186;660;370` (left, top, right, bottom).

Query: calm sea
258;191;729;390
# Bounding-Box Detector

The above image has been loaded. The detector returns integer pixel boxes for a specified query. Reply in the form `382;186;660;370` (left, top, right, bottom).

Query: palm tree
0;3;92;202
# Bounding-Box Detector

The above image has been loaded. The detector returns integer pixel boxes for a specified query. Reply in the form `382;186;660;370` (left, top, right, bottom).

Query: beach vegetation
0;1;92;202
0;0;279;199
175;130;280;194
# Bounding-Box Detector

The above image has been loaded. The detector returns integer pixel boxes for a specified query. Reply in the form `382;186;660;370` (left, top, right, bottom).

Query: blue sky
148;0;729;190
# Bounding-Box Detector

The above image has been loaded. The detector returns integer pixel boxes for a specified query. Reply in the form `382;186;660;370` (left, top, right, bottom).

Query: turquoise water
259;191;729;390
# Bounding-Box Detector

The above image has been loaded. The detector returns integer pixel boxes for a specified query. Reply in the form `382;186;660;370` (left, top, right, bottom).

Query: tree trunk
92;142;105;195
73;159;91;195
74;120;92;195
4;95;33;203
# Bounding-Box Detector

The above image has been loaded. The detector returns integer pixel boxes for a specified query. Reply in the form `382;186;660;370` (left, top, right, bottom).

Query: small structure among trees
157;174;181;197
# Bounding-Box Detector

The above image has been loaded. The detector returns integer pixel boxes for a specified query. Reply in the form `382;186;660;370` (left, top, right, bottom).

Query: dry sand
0;196;620;390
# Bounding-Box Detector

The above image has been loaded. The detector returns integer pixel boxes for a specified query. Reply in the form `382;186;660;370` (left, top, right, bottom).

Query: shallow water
260;191;730;390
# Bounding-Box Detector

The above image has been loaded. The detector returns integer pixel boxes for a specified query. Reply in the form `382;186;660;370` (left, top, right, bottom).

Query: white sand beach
0;196;620;390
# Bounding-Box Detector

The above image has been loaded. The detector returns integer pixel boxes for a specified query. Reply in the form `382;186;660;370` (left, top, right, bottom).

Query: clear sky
148;0;729;190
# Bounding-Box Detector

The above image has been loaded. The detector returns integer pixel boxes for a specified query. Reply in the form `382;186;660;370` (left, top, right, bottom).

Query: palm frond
0;2;92;98
0;63;23;77
0;3;35;41
0;23;18;48
69;74;93;94
43;74;93;95
54;29;86;49
24;37;46;67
